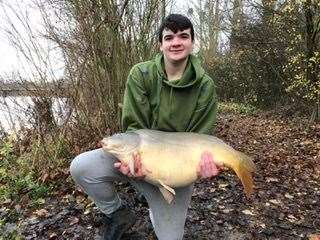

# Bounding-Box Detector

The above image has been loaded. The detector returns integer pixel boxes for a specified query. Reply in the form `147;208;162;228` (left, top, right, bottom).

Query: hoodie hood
155;53;205;88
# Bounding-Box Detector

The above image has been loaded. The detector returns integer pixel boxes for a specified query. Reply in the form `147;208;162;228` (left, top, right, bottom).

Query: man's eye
164;37;172;41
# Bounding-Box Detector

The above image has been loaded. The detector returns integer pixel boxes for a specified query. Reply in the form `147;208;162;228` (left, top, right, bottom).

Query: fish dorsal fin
158;180;176;204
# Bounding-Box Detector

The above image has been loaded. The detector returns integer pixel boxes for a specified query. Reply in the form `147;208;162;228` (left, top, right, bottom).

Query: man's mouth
170;49;184;53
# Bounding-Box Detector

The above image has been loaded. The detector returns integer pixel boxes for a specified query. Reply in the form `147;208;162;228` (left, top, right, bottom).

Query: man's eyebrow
163;31;190;38
178;32;191;37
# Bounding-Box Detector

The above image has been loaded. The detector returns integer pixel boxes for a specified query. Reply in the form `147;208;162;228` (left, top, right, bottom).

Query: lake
0;96;69;133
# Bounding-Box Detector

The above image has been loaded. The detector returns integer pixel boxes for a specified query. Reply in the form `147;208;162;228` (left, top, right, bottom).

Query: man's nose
171;37;182;46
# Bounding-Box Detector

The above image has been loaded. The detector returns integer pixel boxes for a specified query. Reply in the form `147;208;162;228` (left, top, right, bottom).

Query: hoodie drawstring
152;75;163;128
169;87;173;117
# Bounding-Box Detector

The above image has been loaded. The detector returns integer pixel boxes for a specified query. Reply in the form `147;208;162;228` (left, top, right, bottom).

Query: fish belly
139;141;203;188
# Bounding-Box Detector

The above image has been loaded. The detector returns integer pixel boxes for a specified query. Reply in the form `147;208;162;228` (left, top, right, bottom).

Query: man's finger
114;162;121;168
204;153;211;177
134;153;141;172
118;162;129;174
121;166;130;175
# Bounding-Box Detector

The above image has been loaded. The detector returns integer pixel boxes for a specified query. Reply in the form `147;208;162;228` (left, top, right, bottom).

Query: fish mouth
100;137;139;154
100;138;109;148
100;138;119;152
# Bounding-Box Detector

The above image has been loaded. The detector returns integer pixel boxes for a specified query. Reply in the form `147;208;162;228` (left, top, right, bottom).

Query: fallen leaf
69;216;79;226
242;209;255;216
309;234;320;240
41;172;49;183
49;232;58;239
266;177;279;183
269;199;282;205
260;223;266;228
84;209;91;215
37;198;46;205
218;183;229;188
3;198;12;204
287;214;297;223
222;208;233;214
76;195;86;204
284;193;294;199
34;209;49;218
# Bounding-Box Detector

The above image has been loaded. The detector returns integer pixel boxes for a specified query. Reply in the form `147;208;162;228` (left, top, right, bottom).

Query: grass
0;134;64;238
0;134;67;205
0;128;77;239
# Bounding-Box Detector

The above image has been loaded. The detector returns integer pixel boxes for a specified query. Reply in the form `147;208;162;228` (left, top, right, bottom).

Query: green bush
0;228;24;240
0;136;51;204
218;102;258;115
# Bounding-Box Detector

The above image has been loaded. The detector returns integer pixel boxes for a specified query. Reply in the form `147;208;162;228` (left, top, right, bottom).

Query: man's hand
197;151;221;179
114;152;147;178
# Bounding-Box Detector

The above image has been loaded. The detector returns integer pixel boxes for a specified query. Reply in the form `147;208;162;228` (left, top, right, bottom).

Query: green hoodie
121;53;217;134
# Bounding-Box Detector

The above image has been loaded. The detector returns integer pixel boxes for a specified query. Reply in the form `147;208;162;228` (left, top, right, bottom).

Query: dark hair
158;14;194;43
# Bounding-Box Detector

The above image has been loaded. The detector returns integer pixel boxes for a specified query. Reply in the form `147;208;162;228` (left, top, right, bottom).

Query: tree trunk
230;0;244;50
303;0;319;122
304;0;317;85
310;100;320;123
161;0;166;18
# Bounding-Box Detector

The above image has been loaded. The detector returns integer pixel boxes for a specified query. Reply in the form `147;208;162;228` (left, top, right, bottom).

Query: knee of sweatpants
69;152;90;183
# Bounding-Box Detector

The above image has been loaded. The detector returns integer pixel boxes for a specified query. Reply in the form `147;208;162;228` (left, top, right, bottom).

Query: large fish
101;129;255;204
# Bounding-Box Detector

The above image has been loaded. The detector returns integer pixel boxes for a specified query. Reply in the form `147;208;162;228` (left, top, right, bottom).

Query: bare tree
35;0;173;136
191;0;223;64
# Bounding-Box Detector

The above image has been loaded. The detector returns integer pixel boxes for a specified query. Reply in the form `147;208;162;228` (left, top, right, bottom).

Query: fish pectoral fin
159;187;175;204
158;180;176;195
158;180;176;204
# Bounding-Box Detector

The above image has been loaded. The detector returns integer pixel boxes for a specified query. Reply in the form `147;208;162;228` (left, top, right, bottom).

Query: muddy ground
2;112;319;239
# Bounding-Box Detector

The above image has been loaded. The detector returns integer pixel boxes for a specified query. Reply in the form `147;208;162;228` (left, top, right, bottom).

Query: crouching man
70;13;219;240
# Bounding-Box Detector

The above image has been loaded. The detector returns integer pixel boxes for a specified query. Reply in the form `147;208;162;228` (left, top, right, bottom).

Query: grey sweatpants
70;148;194;240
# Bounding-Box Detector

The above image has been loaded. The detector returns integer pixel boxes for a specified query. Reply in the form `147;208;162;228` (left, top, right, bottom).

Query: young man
70;14;219;240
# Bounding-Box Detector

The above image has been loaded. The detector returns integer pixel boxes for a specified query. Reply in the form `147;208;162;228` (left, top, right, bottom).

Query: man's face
160;28;193;64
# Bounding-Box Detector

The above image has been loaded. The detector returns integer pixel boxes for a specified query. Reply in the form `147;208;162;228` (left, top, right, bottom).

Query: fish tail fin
236;151;256;172
233;163;254;198
235;151;255;198
225;151;256;198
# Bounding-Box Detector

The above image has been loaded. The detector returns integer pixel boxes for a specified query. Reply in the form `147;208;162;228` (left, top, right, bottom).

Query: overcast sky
0;0;67;80
0;0;193;80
